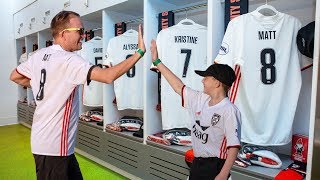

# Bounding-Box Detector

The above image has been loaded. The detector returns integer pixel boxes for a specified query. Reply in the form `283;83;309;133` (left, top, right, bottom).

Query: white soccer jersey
18;86;27;103
26;51;38;106
104;30;143;110
215;10;312;145
156;22;207;130
78;37;103;106
183;87;241;158
19;52;28;63
18;53;28;102
16;44;92;156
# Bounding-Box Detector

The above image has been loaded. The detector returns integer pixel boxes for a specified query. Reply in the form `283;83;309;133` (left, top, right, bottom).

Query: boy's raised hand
150;40;158;62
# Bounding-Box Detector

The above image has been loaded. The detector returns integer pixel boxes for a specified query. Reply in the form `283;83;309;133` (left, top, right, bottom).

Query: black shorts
33;154;83;180
189;157;226;180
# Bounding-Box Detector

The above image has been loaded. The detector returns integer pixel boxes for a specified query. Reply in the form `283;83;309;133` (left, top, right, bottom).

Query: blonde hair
50;11;80;38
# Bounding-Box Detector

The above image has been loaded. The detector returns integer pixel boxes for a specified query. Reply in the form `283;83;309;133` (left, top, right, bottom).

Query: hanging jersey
19;52;28;63
214;11;312;145
156;22;207;130
103;30;143;110
18;53;28;102
27;51;38;106
18;86;27;103
16;44;92;156
183;87;241;158
78;37;103;107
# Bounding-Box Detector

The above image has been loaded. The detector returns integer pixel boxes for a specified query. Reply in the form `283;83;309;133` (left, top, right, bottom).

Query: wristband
153;58;162;66
136;48;145;57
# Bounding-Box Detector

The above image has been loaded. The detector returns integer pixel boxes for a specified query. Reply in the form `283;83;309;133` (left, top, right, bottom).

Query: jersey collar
51;44;65;51
251;10;284;29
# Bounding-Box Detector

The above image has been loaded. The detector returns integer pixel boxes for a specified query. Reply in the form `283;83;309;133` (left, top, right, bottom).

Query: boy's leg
33;154;83;180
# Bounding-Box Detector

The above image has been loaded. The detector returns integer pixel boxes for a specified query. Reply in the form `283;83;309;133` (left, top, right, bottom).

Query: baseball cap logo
219;42;229;55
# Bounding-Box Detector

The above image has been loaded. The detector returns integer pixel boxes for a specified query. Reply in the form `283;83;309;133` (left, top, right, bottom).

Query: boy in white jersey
10;11;145;180
150;40;241;180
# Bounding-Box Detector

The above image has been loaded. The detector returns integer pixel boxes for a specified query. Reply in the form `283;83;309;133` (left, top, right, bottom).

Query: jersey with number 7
215;11;311;145
157;22;207;130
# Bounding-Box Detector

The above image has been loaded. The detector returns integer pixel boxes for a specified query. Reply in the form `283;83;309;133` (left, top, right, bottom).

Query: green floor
0;124;127;180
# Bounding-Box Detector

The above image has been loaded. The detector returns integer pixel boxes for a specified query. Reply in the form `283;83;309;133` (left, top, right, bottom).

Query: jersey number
260;48;276;84
181;49;192;78
36;69;46;100
126;54;135;78
95;57;103;68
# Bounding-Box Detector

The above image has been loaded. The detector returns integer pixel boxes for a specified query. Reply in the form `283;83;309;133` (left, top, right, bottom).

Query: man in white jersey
214;10;312;146
79;37;103;106
104;29;143;110
150;40;241;180
154;21;207;130
10;11;145;179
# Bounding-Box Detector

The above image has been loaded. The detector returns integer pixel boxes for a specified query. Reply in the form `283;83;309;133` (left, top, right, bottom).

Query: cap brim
195;70;210;77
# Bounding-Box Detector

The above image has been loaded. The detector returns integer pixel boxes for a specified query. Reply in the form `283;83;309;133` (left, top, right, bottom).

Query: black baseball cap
297;21;315;58
195;64;236;87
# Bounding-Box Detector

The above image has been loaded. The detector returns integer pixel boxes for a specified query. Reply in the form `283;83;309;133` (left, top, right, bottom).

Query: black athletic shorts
189;157;227;180
33;154;83;180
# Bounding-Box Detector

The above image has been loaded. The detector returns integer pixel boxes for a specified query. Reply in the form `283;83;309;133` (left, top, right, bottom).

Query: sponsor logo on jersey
192;123;208;144
211;113;221;126
195;120;209;131
219;42;229;55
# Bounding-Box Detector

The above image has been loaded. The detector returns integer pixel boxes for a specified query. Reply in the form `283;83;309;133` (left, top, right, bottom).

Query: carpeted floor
0;124;126;180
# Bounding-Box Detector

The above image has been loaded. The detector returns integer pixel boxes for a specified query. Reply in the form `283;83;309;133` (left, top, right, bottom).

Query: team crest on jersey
219;42;229;55
211;113;221;126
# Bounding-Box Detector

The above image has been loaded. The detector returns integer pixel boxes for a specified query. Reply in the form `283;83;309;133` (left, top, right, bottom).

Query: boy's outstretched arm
150;40;184;96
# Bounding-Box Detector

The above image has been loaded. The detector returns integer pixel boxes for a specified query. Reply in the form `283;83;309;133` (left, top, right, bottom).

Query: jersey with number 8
103;30;143;110
156;23;207;130
215;11;311;145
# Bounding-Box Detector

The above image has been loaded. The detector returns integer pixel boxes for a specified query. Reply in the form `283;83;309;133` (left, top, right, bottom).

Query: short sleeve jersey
26;51;38;106
183;87;241;158
103;30;143;110
16;44;92;156
78;37;103;106
215;11;312;145
19;52;28;63
18;53;28;102
156;22;207;130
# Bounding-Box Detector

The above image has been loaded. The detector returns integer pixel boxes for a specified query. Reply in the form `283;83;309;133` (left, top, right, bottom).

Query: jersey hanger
91;36;102;40
177;18;196;25
255;2;278;16
124;29;138;35
126;29;136;33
